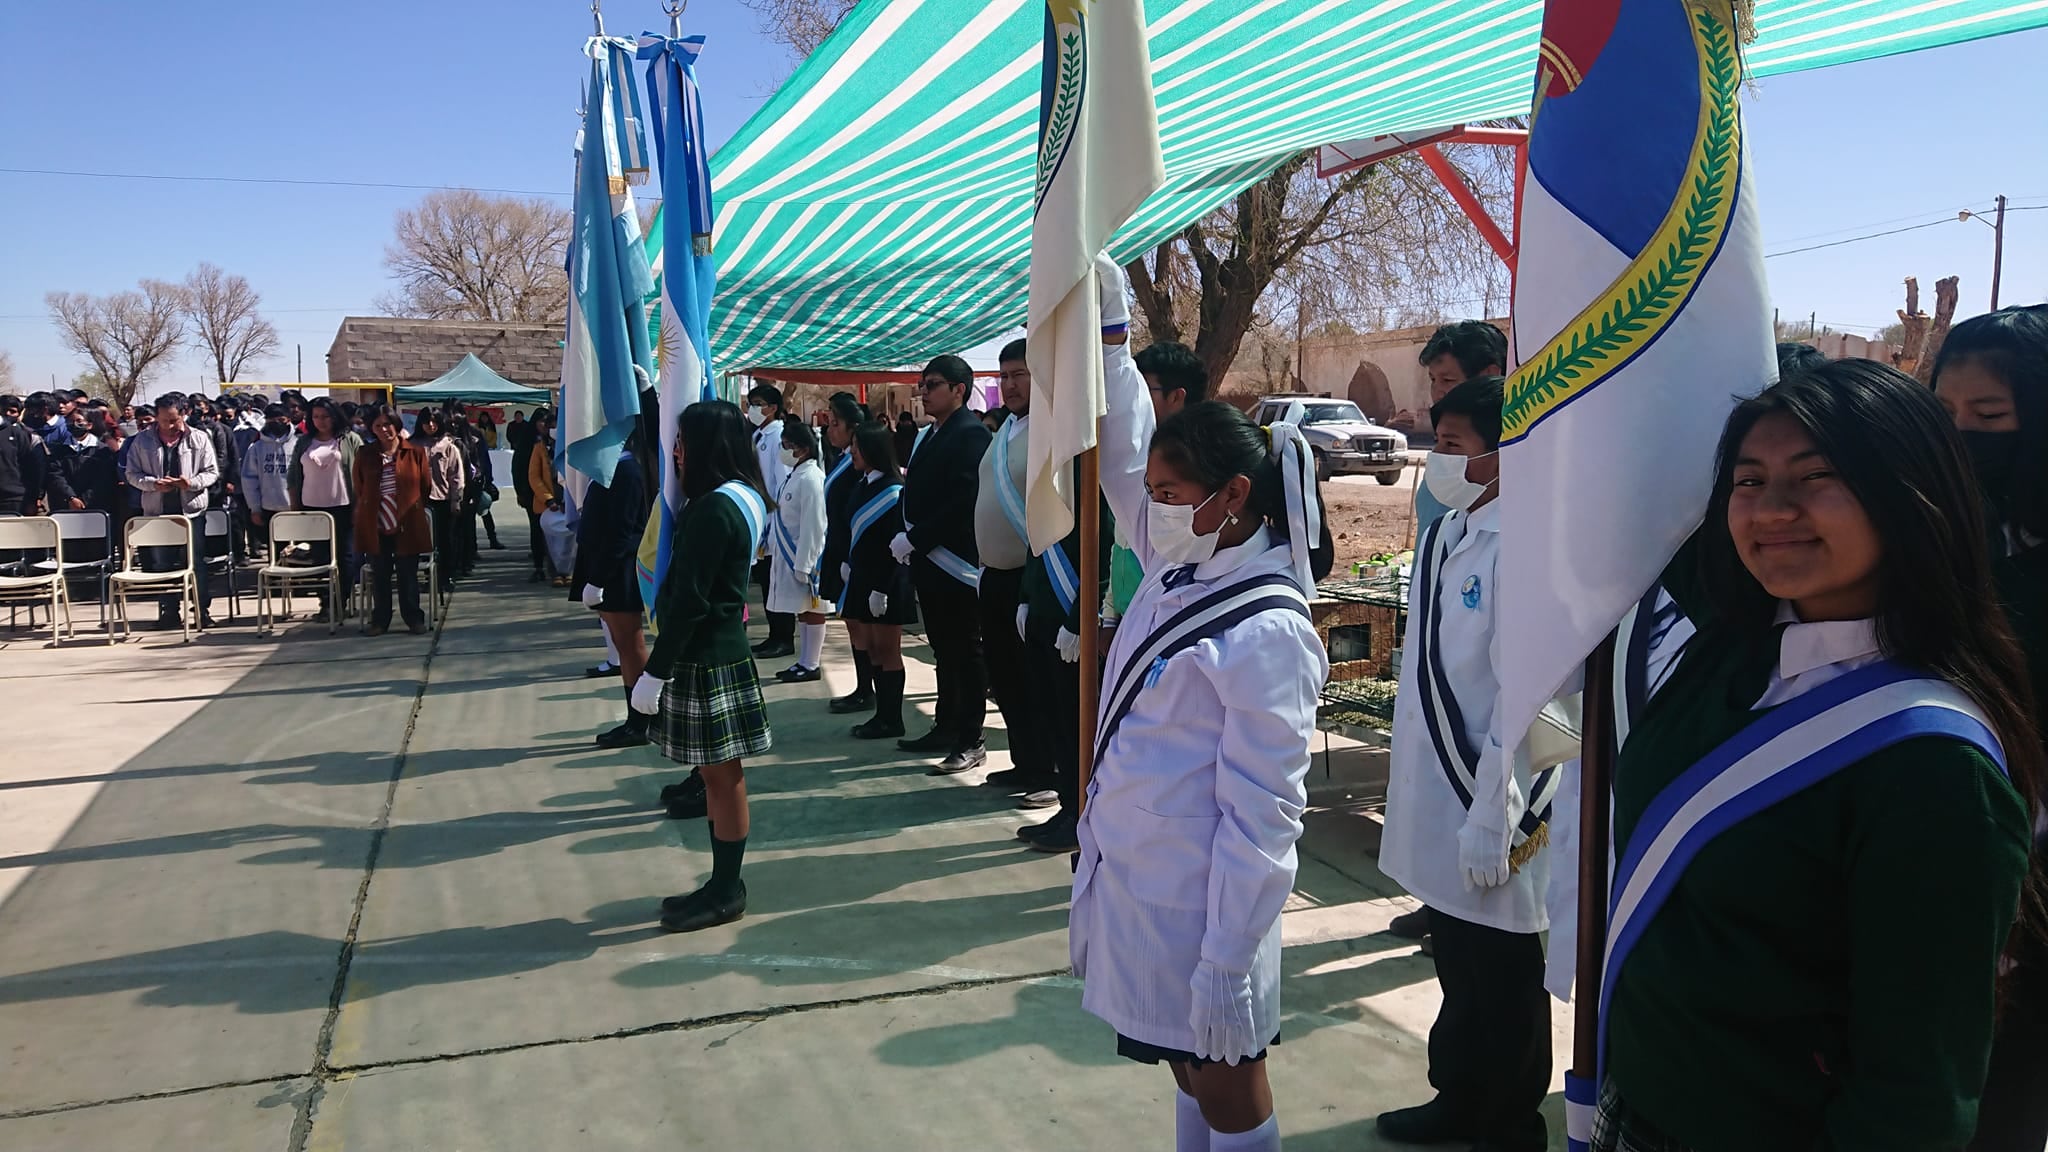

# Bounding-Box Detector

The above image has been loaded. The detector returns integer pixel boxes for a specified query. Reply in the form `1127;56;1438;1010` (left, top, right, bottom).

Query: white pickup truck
1249;396;1409;484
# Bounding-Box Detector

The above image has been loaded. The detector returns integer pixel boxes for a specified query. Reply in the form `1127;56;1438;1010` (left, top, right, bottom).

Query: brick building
325;318;565;389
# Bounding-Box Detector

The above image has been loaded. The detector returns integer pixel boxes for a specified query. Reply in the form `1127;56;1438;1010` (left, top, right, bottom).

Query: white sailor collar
1004;412;1028;440
1192;524;1278;583
1773;600;1881;680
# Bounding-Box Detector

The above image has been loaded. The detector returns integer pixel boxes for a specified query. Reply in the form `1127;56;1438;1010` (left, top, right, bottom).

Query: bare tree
1894;275;1961;382
0;350;13;392
1129;146;1513;387
45;283;188;410
379;190;572;323
181;263;280;383
743;0;858;60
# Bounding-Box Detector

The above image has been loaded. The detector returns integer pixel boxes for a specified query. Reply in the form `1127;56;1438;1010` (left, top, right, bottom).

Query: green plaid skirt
655;658;773;766
1591;1079;1693;1152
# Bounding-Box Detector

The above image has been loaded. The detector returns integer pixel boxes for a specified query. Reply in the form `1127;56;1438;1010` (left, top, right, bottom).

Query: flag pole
1076;445;1102;811
1572;634;1619;1101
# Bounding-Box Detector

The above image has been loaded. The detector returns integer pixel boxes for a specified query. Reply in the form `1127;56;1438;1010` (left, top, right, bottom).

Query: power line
0;165;579;199
1764;217;1957;258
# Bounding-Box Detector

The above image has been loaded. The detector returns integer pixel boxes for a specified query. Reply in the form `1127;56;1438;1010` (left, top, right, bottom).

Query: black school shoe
586;661;617;679
930;743;987;775
776;664;822;684
659;881;746;932
1023;810;1079;852
594;714;651;749
661;772;707;819
827;689;873;714
1375;1098;1478;1146
751;637;795;658
897;727;953;753
1388;907;1431;939
850;716;906;740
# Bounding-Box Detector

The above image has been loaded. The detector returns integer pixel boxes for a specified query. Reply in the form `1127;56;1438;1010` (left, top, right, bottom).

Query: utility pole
1991;194;2007;310
297;344;303;383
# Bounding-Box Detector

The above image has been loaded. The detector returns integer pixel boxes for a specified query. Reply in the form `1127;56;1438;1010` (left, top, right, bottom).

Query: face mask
779;447;799;468
1147;491;1223;565
747;405;765;426
1960;430;2021;508
1425;451;1496;511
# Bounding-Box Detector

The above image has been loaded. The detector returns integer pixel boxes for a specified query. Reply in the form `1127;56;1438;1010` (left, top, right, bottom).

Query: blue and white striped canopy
706;0;2046;371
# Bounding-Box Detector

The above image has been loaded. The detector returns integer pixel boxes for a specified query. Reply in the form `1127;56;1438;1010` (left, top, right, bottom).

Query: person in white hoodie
1071;257;1331;1152
239;404;298;557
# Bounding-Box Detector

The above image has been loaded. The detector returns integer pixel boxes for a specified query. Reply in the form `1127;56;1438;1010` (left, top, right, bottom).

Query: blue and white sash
1595;660;2005;1078
989;423;1029;543
714;480;767;554
1092;570;1310;767
1412;515;1560;853
825;452;852;490
1042;543;1079;615
927;546;982;590
849;483;901;551
771;463;818;590
1614;585;1691;746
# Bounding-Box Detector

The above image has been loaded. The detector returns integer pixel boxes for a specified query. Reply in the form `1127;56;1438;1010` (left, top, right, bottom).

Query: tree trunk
1916;276;1960;386
1896;277;1928;379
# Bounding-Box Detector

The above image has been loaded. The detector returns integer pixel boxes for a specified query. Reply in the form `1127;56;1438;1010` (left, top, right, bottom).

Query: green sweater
644;490;758;677
1608;560;2030;1151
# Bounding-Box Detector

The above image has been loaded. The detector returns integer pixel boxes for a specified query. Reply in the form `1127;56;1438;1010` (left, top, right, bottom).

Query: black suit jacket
901;406;992;564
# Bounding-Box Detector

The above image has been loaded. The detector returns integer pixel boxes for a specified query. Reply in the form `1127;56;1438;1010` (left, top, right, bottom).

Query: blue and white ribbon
850;484;901;548
1042;543;1079;614
926;546;981;590
714;479;767;552
989;423;1029;543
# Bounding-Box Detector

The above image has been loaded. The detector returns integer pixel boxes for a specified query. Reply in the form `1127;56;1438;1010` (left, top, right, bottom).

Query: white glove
1187;960;1258;1064
1055;627;1081;664
1016;604;1029;642
580;584;603;608
1457;815;1512;890
840;562;852;583
630;672;665;716
1095;252;1132;332
796;570;813;588
868;591;889;617
889;532;914;563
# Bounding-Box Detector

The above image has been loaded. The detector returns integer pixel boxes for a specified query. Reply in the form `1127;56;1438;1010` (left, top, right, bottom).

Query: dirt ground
1321;464;1426;571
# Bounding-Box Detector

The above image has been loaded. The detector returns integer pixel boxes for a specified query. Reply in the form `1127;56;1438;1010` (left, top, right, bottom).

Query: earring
1226;513;1239;525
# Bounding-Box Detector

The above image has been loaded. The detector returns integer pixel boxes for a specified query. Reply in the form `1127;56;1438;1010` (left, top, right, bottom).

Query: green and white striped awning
708;0;2047;371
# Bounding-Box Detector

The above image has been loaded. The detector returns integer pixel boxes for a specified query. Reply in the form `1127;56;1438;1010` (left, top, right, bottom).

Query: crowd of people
0;385;518;633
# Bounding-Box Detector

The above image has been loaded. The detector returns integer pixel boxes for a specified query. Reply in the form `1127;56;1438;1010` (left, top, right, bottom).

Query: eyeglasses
918;378;953;393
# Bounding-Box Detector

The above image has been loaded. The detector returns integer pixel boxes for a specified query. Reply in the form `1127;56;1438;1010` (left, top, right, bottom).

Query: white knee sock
1208;1114;1278;1152
1176;1091;1210;1152
603;625;619;666
799;621;825;668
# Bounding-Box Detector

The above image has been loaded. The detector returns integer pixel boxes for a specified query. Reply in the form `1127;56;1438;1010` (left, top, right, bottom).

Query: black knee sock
709;831;747;897
874;668;905;726
850;647;873;696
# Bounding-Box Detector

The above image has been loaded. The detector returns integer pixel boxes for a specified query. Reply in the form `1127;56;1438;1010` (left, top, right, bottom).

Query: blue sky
1;2;2042;393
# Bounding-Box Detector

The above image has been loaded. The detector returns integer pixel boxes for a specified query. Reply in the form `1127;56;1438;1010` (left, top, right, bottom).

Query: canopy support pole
1076;446;1102;814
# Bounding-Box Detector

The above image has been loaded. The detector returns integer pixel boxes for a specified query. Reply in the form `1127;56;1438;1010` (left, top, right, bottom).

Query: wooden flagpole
1076;445;1102;811
1572;635;1619;1098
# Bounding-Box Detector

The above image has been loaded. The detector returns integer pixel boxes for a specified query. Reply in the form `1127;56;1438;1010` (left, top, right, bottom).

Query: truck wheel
1313;449;1330;483
1375;471;1399;486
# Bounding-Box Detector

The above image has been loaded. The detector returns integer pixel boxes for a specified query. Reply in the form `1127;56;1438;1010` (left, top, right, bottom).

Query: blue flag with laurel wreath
1493;0;1773;1121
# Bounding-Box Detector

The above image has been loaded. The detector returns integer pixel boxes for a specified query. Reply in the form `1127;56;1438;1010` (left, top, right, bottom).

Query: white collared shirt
1754;601;1882;710
1382;500;1553;934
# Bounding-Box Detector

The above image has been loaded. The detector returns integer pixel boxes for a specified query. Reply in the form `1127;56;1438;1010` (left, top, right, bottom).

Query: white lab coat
754;422;789;509
767;458;827;614
1380;502;1554;934
1069;341;1329;1056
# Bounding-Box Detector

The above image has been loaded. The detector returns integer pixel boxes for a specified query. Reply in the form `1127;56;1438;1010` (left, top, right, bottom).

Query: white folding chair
108;515;197;643
258;511;340;636
351;549;439;633
37;509;113;628
0;517;72;644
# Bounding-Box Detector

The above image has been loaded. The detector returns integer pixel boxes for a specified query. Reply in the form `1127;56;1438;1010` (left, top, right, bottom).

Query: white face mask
747;405;766;426
1424;450;1496;511
778;446;799;468
1147;491;1223;565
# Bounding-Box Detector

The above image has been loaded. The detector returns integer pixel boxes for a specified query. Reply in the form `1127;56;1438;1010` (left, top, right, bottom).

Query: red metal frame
1317;123;1529;274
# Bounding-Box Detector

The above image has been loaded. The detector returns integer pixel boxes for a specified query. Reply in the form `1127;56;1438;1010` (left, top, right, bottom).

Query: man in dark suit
892;354;993;773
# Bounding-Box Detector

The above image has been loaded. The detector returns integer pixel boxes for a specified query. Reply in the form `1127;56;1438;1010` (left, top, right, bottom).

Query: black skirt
1115;1032;1277;1068
843;559;917;625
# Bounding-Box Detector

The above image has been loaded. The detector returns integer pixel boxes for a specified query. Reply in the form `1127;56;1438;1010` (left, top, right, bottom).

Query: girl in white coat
1073;258;1332;1152
768;420;830;683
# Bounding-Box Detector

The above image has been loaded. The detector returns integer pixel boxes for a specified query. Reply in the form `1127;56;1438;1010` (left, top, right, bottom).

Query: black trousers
429;500;457;589
369;534;423;629
1971;962;2048;1151
755;557;794;642
1426;907;1551;1150
525;508;548;575
912;557;986;748
1026;626;1081;809
978;567;1050;774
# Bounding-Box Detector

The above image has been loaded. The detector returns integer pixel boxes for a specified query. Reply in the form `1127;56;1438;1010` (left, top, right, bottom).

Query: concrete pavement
0;536;1570;1150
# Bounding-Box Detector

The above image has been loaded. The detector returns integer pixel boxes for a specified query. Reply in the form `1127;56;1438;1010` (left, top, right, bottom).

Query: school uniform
817;451;859;606
1380;500;1556;1150
766;457;827;616
1592;550;2030;1152
842;472;916;626
1018;492;1111;818
572;455;649;615
644;481;774;766
1070;339;1328;1067
753;420;795;646
974;412;1053;779
901;405;993;749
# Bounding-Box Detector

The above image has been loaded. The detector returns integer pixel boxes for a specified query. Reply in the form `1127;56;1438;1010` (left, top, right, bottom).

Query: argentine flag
561;38;656;507
634;31;719;632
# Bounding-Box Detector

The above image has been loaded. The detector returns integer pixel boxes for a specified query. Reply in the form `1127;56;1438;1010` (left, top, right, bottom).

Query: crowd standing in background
3;297;2047;1152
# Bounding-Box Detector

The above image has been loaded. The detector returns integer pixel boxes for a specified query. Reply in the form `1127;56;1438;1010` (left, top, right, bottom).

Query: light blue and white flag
560;38;656;508
634;30;719;632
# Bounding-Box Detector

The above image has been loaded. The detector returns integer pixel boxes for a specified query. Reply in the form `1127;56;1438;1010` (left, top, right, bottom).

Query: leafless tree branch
182;263;280;383
379;190;572;323
45;282;188;409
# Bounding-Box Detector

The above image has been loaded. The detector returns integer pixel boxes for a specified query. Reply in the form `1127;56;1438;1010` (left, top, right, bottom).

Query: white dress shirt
754;421;789;508
1068;341;1328;1055
766;457;827;614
